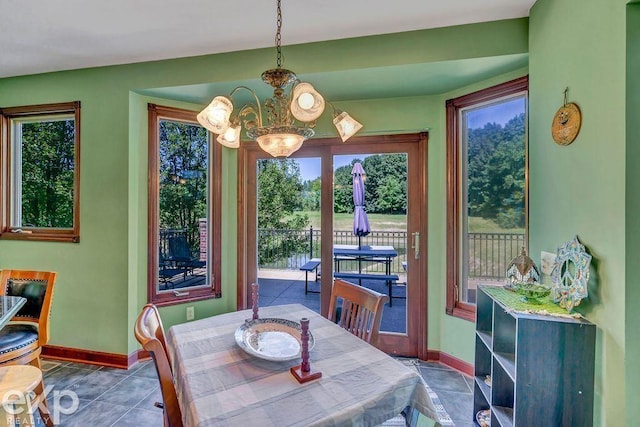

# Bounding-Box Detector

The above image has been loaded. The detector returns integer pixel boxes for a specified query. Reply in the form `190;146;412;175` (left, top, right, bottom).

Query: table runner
167;304;448;427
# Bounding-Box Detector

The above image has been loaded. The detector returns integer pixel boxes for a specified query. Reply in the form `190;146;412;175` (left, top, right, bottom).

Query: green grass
468;217;524;234
295;211;522;234
296;211;407;231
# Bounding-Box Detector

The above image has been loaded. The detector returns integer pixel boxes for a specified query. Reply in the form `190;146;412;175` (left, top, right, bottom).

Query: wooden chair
134;304;183;427
328;278;388;346
0;270;56;427
0;365;44;427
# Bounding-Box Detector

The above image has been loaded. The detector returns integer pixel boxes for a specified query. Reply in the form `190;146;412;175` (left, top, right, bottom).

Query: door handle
412;232;420;259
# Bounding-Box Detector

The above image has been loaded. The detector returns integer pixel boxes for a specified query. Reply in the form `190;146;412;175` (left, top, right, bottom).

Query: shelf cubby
472;285;596;427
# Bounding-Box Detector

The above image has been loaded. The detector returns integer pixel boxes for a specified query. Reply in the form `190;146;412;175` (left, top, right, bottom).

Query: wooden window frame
445;76;529;321
147;104;222;306
0;102;81;243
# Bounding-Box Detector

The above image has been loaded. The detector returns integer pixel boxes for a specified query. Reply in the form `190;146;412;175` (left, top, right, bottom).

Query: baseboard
42;345;150;370
425;350;474;377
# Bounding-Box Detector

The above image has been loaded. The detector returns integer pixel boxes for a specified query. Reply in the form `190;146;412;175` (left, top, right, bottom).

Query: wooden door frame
237;133;428;358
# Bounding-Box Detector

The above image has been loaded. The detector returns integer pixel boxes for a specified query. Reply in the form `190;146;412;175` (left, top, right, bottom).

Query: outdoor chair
167;235;205;278
328;278;388;346
159;249;183;287
0;269;57;426
134;304;183;427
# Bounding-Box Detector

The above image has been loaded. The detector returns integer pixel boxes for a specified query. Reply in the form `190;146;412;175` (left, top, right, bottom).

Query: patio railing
467;232;526;279
258;228;525;278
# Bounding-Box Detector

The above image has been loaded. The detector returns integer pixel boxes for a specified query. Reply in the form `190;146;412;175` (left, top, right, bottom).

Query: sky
466;97;526;129
295;154;369;182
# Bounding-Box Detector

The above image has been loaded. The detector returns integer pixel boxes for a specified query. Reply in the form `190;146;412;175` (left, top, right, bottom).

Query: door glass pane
333;153;408;334
157;119;209;292
257;157;321;313
461;96;527;303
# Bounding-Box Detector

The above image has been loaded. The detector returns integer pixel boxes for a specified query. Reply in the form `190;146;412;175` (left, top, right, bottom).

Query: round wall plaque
551;102;582;146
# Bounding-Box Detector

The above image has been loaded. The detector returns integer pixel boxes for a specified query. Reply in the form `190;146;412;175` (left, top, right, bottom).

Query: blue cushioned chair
0;269;57;426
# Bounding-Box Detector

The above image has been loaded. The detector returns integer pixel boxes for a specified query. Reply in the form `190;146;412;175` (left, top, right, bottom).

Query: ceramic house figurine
505;247;541;287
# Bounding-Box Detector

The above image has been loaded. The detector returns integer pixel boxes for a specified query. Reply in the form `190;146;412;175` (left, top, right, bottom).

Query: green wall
0;18;528;358
626;3;640;425
529;0;630;425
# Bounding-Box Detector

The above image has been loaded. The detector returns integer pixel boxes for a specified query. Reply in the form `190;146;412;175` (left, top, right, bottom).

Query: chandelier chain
276;0;282;68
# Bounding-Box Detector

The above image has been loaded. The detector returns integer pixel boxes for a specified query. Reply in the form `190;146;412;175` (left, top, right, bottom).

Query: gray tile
111;408;164;426
130;361;159;379
98;364;131;374
128;359;153;374
62;361;102;371
418;360;456;371
63;400;130;427
31;398;96;426
135;387;163;411
463;374;475;391
40;360;62;373
435;390;474;423
419;366;473;394
96;375;159;407
44;366;95;390
72;370;128;400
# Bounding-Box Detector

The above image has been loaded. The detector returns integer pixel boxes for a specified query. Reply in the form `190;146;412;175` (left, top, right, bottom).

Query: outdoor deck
258;270;408;333
158;268;407;332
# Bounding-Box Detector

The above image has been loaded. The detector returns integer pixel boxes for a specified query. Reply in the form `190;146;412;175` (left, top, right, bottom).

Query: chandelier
197;0;363;157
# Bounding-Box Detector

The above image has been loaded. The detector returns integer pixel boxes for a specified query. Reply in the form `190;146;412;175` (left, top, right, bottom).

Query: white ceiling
0;0;535;79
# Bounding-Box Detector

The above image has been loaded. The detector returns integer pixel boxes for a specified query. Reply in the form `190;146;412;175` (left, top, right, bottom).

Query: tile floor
27;357;473;426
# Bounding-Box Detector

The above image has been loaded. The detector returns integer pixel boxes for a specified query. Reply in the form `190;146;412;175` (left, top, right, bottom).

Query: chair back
328;279;388;346
134;304;183;427
168;235;193;261
0;270;56;346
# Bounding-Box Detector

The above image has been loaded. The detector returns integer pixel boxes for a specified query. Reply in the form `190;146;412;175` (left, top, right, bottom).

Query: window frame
147;104;222;306
0;102;81;243
445;76;529;321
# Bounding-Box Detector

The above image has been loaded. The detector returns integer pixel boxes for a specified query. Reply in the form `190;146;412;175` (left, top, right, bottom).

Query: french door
238;133;428;357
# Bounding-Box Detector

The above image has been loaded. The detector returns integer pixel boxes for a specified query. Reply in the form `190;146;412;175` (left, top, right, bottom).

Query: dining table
333;245;398;276
0;296;26;330
167;303;450;427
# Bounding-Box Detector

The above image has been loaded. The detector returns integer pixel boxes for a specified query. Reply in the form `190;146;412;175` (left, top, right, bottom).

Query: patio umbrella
352;162;370;249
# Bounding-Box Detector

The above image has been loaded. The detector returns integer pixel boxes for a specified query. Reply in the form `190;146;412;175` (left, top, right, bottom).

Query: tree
21;120;75;228
466;113;526;228
332;155;407;215
158;120;208;252
376;176;405;214
333;161;359;214
302;178;321;211
257;159;309;263
362;154;407;214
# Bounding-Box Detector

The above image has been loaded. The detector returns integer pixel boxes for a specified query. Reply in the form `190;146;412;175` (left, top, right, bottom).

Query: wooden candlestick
251;283;259;320
290;317;322;383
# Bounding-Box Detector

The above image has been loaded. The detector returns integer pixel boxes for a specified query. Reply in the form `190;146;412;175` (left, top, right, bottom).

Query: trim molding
425;350;474;377
42;345;149;370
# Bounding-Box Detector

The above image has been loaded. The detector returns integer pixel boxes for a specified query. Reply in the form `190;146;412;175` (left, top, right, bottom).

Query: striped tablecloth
167;304;447;427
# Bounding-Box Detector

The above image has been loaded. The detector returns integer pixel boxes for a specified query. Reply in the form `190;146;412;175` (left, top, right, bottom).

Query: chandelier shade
290;82;325;122
197;0;363;157
333;110;364;142
216;124;241;148
197;96;233;134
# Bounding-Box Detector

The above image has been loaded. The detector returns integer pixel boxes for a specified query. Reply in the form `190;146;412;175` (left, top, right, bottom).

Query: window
147;104;221;305
0;102;80;242
446;77;528;321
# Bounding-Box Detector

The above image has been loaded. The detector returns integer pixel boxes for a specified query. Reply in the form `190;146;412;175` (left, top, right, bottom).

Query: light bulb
297;92;315;110
224;126;238;141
